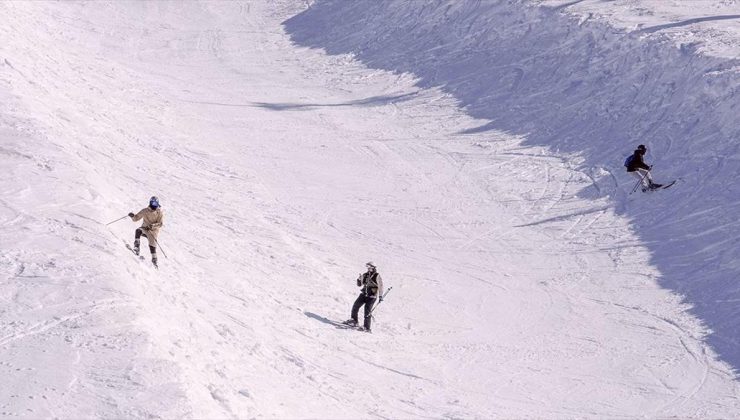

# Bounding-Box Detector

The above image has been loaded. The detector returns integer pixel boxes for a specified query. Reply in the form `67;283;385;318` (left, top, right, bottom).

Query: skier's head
149;196;160;210
366;262;376;272
637;144;647;153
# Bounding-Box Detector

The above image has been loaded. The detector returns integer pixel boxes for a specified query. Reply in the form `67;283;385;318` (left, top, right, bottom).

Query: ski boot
132;239;140;256
649;182;663;190
152;256;158;269
342;319;358;327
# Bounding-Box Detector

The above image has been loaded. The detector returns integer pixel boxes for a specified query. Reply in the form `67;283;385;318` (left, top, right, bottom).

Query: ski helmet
637;144;646;152
149;196;160;209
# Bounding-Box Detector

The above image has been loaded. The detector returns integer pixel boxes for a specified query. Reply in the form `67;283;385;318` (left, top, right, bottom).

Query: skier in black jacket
344;262;384;332
626;144;662;191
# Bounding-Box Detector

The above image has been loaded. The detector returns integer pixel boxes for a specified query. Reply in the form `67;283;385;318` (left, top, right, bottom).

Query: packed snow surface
1;0;739;418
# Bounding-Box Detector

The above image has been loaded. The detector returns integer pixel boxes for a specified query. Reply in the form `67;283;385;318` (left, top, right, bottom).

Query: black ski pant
135;228;157;256
351;293;377;330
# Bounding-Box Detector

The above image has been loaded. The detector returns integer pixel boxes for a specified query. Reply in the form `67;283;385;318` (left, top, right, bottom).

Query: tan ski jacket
132;207;164;245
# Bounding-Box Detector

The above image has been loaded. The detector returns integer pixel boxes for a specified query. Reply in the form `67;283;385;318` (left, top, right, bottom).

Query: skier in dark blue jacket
626;144;662;191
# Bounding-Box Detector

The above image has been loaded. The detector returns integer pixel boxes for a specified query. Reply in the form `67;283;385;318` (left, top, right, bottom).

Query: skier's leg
642;170;661;188
149;245;158;267
133;228;144;254
638;168;655;186
363;296;377;330
350;294;364;325
631;170;649;188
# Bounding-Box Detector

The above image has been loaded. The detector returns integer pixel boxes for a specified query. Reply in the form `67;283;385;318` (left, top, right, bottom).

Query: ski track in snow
1;0;739;418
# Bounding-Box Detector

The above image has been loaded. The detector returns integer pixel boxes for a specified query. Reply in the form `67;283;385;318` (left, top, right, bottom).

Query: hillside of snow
1;0;739;418
285;0;740;375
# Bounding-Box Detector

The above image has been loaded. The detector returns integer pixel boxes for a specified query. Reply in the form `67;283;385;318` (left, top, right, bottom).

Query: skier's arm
357;274;363;287
150;211;164;229
131;208;146;222
376;274;384;300
635;154;651;171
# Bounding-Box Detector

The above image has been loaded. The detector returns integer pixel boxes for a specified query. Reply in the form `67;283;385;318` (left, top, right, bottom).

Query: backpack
624;154;634;168
361;272;380;296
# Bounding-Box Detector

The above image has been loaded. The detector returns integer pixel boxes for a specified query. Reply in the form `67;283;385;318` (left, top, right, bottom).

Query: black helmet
637;144;646;152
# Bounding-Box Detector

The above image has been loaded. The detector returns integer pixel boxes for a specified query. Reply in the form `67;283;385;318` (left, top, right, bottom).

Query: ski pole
366;286;392;319
149;234;168;259
630;168;651;194
105;215;130;226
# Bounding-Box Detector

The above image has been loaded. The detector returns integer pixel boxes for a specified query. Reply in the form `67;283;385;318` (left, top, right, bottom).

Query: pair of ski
125;243;158;269
644;180;676;192
630;179;677;195
337;321;372;333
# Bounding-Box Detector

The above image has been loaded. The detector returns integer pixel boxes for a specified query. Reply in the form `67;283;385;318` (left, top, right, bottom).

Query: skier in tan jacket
128;196;164;268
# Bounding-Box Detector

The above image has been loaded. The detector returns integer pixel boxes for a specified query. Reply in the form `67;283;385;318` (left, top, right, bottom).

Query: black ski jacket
357;271;384;298
627;149;650;172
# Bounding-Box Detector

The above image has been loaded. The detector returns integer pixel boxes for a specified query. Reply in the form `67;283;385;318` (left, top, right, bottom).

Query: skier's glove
379;296;384;302
128;212;135;218
142;226;150;231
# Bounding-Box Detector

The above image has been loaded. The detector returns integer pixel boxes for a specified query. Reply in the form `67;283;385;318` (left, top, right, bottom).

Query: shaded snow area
1;0;739;418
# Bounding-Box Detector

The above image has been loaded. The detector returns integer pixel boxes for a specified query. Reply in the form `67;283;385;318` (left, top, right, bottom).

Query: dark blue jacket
627;149;650;172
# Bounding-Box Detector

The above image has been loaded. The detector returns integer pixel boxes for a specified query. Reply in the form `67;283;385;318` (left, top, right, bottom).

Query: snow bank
285;0;740;370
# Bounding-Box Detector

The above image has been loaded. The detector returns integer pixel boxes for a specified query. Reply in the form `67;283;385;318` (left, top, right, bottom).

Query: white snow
1;0;739;418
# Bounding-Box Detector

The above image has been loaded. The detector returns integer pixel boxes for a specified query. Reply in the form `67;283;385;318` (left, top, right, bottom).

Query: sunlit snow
1;0;739;418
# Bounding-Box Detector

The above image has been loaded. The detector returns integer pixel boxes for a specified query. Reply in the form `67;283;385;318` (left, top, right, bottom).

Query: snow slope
285;0;740;382
1;0;739;418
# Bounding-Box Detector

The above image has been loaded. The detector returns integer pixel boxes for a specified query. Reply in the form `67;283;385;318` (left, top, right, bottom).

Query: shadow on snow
284;1;740;373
